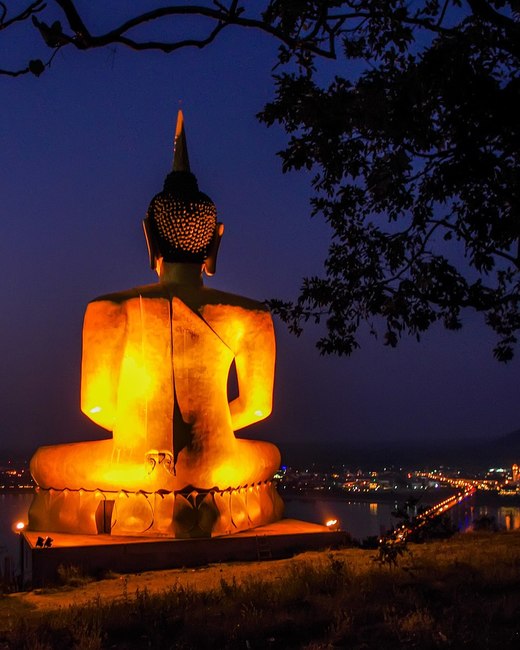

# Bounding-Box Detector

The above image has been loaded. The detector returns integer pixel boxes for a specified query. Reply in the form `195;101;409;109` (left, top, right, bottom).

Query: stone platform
21;520;349;586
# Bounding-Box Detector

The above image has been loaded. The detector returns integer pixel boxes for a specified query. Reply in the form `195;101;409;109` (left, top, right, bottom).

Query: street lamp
12;521;26;589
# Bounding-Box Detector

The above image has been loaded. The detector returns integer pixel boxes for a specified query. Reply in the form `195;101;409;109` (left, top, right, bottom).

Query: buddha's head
143;111;223;276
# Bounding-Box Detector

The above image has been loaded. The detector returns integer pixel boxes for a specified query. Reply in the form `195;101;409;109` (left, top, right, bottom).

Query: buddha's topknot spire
173;109;190;172
143;109;217;268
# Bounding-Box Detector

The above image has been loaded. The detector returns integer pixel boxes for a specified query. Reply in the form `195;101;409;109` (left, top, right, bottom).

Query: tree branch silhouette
2;0;520;360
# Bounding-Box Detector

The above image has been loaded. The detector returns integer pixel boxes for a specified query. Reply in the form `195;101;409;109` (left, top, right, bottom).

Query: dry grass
1;531;520;648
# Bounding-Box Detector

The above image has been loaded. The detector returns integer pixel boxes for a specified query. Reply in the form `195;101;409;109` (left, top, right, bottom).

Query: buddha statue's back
28;111;284;537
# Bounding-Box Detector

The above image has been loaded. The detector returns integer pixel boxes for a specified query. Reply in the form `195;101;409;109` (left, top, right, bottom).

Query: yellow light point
326;519;338;528
90;406;102;414
15;521;25;531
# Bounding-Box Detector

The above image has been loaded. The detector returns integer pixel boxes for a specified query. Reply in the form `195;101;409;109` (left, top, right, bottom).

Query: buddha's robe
31;284;280;492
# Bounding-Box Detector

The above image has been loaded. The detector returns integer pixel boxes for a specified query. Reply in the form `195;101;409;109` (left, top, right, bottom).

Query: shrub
56;564;92;588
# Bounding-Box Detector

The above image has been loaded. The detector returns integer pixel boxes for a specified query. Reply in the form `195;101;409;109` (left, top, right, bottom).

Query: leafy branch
2;1;520;359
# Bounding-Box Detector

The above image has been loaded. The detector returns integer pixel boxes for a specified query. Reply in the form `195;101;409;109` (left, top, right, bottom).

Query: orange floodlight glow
27;112;284;539
14;521;25;532
28;281;281;529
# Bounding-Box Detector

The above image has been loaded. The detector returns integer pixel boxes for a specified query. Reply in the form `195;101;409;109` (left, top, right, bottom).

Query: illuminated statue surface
29;113;283;537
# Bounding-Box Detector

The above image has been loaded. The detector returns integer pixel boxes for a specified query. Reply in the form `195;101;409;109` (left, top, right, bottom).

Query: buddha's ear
204;223;224;277
142;217;159;270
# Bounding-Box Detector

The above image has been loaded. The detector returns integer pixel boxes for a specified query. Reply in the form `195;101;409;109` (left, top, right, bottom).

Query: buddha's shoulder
87;284;268;312
197;287;269;312
88;283;169;305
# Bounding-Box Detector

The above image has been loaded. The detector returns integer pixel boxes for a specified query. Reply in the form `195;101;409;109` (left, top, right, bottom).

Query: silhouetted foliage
389;496;458;542
360;534;380;549
375;534;410;566
413;513;458;541
473;513;499;531
2;1;520;358
260;2;520;360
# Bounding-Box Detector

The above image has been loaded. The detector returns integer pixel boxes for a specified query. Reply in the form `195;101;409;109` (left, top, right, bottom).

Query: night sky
1;11;519;458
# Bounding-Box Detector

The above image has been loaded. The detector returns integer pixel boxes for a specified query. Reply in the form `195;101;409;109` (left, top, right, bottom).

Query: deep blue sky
1;10;519;456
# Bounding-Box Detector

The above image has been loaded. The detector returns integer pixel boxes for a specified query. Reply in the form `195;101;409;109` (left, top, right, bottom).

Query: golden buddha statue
29;112;283;537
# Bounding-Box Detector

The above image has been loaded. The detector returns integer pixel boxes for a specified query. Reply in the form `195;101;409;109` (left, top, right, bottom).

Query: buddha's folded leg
30;439;115;491
203;438;280;490
235;438;281;484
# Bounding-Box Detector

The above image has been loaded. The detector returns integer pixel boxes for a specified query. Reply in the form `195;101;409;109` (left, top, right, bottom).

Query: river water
283;494;520;537
1;491;519;574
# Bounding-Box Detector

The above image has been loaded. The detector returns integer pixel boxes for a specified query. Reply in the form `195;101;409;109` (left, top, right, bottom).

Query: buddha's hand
145;450;175;476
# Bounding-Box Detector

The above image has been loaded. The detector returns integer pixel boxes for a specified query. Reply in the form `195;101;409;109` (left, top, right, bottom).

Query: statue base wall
22;520;349;587
28;481;284;538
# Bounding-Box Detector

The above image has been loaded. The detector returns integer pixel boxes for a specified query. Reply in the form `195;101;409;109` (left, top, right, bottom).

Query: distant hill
0;448;31;465
492;427;520;449
483;428;520;465
279;428;520;471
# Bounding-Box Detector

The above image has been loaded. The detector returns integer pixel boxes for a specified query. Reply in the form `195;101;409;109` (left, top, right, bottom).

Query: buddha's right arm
80;299;127;431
